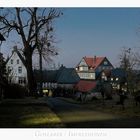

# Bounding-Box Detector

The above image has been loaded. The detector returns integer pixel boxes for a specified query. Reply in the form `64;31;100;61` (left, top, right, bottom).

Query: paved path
45;97;140;128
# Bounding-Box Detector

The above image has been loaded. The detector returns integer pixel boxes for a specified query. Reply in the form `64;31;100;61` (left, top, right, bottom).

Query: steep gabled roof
83;56;105;70
6;46;25;65
6;51;15;64
56;66;80;84
34;66;80;84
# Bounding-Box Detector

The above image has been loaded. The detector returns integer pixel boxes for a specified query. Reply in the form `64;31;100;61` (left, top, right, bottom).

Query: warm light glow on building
79;67;83;71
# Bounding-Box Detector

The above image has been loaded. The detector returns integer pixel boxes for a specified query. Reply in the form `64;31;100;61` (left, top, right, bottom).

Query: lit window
102;72;105;76
111;78;113;81
116;78;119;81
79;67;83;71
18;66;22;73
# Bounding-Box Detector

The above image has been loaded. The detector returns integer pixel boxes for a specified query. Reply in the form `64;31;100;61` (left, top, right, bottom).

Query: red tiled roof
75;80;97;92
84;56;105;70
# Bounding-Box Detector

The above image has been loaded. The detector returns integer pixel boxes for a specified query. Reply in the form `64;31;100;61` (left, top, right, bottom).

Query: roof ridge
84;56;105;58
83;56;106;70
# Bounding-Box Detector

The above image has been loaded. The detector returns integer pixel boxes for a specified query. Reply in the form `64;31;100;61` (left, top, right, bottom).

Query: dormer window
104;61;108;65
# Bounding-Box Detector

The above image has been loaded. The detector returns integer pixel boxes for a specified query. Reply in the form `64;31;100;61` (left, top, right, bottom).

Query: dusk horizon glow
1;8;140;69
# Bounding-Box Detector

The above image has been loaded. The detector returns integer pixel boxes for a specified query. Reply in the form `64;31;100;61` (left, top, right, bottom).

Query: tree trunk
25;48;37;96
0;86;2;101
39;52;43;96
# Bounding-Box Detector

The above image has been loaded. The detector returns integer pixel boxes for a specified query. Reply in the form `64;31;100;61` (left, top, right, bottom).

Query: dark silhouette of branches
0;8;62;95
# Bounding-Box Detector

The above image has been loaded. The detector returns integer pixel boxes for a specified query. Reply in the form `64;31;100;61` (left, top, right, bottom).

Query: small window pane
17;59;19;64
18;67;22;73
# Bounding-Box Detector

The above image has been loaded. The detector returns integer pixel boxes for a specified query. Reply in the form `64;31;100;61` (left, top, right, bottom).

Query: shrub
3;84;28;99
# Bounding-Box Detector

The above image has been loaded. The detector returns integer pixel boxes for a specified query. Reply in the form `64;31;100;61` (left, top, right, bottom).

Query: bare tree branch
0;8;62;95
15;8;27;46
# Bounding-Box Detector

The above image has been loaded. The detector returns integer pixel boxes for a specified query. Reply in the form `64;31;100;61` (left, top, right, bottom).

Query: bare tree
0;8;62;95
135;49;140;70
119;47;138;94
35;26;59;95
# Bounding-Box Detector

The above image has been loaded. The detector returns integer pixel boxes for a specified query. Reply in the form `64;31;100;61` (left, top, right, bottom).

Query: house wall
6;51;27;86
76;58;96;80
41;82;58;89
57;84;74;89
77;72;95;80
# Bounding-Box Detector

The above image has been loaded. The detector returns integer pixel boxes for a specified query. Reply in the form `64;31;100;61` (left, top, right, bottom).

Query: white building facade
76;58;95;80
76;56;114;80
6;51;27;86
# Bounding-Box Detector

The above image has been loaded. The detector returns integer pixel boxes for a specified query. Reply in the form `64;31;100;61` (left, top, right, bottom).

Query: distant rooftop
83;56;106;70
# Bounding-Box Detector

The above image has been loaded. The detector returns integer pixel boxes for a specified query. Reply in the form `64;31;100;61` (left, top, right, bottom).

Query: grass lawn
0;98;64;128
96;105;140;118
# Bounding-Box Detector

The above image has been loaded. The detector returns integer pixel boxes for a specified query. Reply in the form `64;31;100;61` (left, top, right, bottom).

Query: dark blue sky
54;8;140;68
1;8;140;68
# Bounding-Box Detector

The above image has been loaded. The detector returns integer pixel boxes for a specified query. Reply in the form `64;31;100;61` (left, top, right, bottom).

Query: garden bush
3;84;28;99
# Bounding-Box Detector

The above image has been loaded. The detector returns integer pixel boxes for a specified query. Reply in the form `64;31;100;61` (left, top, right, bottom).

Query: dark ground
46;97;140;128
0;96;140;128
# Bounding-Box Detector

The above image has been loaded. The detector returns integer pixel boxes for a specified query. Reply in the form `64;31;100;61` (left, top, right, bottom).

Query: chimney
94;55;96;64
12;46;17;54
13;45;17;51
